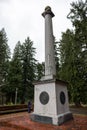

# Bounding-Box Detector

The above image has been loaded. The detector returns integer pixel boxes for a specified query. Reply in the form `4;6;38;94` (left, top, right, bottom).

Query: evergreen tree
0;28;10;103
68;0;87;104
59;29;78;103
7;41;22;103
60;0;87;105
36;62;45;80
21;37;37;103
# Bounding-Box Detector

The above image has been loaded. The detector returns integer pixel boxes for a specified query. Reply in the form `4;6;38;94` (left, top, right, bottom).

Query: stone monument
30;6;73;125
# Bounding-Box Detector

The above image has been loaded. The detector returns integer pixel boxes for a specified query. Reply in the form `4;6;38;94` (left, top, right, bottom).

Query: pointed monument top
42;6;55;18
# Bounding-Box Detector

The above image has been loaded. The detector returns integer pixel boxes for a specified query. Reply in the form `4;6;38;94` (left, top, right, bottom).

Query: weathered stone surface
42;6;56;76
30;6;73;126
57;112;73;125
30;114;52;124
30;111;73;125
33;80;70;116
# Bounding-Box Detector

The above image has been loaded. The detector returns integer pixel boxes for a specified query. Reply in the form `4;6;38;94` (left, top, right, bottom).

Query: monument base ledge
30;112;73;125
34;76;68;86
40;75;55;81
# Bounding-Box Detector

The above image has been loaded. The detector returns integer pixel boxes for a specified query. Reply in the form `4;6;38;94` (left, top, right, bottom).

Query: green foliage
1;0;87;106
4;37;37;104
21;37;37;103
36;62;45;80
60;0;87;105
0;28;10;96
6;41;22;103
59;29;75;80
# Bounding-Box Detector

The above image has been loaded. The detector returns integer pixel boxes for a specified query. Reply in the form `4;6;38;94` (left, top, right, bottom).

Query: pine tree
68;0;87;104
60;0;87;105
0;28;10;104
36;62;45;80
21;37;37;103
7;41;22;103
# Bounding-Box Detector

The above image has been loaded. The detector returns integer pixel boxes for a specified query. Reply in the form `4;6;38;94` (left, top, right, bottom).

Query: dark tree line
59;0;87;106
0;31;43;104
0;0;87;105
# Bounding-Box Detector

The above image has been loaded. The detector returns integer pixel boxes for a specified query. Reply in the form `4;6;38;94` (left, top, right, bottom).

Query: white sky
0;0;79;62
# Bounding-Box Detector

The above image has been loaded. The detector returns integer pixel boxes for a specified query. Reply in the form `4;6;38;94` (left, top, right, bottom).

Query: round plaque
60;91;66;105
39;91;49;105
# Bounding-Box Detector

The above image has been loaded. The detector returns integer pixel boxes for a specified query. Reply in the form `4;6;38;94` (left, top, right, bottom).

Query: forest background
0;0;87;106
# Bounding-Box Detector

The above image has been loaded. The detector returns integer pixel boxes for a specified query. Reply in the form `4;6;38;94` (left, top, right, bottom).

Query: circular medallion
39;91;49;105
60;91;66;105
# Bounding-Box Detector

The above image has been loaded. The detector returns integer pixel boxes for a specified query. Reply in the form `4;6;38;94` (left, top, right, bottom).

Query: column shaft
45;14;56;76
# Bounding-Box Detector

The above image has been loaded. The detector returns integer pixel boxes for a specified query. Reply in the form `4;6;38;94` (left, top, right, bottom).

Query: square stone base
30;112;73;125
31;78;73;125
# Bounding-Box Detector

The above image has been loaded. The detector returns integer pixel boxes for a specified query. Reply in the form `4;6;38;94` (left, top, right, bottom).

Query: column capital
42;6;55;18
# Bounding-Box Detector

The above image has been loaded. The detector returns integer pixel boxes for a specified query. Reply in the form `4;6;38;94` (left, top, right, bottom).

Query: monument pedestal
30;6;73;125
30;78;73;125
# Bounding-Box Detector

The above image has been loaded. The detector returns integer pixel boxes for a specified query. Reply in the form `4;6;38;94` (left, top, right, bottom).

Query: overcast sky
0;0;80;62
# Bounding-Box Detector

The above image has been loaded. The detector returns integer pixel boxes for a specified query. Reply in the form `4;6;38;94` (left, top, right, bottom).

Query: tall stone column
30;6;73;125
42;6;56;76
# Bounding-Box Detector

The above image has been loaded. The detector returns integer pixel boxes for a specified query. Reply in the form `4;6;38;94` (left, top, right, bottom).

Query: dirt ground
0;107;87;130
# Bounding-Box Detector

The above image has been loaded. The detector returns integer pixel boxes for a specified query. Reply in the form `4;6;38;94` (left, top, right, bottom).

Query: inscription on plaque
39;91;49;105
60;91;66;105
